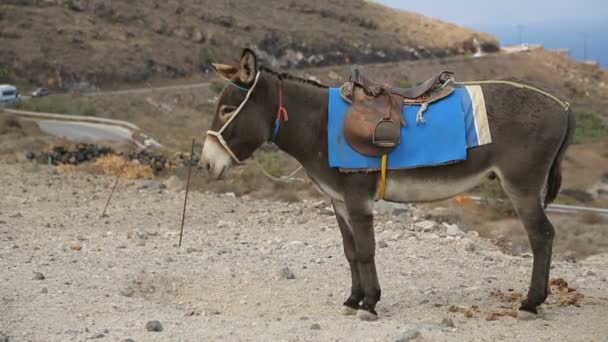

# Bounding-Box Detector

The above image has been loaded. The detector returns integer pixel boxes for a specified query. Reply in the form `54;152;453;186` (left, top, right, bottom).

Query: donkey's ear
238;48;258;85
212;63;238;79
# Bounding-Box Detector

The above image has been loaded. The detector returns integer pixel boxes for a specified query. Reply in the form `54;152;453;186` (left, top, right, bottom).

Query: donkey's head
202;49;276;179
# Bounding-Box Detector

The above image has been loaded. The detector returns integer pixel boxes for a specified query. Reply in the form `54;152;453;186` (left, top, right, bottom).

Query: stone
444;223;464;237
164;175;184;192
377;240;389;248
465;242;477;252
186;247;199;254
414;220;437;232
69;241;82;251
319;208;334;216
120;286;135;297
216;220;232;229
145;320;163;332
396;329;421;342
279;266;295;280
310;323;321;330
441;317;455;328
41;287;48;293
33;272;45;280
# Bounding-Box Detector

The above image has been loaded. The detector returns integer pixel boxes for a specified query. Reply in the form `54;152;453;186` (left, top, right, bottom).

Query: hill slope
0;0;497;89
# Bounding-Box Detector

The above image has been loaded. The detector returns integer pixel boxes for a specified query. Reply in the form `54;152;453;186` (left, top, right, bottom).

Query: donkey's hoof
341;306;358;316
356;310;378;321
516;310;538;321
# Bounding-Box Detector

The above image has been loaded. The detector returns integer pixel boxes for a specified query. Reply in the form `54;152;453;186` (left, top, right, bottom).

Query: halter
206;71;289;164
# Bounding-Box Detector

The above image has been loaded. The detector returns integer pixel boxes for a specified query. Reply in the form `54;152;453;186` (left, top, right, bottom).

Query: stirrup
372;119;400;147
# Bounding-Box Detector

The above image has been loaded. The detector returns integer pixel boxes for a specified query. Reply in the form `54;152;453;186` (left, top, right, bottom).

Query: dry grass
94;155;155;179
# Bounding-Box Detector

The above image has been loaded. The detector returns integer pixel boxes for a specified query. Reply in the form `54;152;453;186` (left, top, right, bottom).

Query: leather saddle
341;66;454;157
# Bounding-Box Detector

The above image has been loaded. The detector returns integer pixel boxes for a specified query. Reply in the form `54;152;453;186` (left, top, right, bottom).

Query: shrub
574;110;608;144
478;179;516;217
210;80;225;94
16;97;97;116
0;66;10;83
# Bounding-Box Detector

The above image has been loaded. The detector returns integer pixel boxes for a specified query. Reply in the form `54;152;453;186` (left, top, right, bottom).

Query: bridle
205;71;262;164
206;71;289;164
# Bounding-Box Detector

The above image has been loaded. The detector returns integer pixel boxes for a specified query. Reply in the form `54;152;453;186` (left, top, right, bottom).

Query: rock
586;270;597;277
441;318;455;328
312;200;326;209
279;266;295;280
145;320;163;332
120;286;135;297
310;323;321;330
425;207;461;224
41;287;48;293
414;220;437;232
33;272;45;280
216;220;232;228
0;332;9;342
91;332;105;338
377;240;389;248
465;242;477;252
192;30;204;42
396;329;421;342
186;247;199;254
283;241;307;249
328;71;340;80
375;200;410;217
69;241;82;251
319;208;334;216
444;223;464;237
121;339;135;342
164;175;184;192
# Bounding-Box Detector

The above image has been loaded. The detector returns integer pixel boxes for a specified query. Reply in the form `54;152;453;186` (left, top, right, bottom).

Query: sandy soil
1;161;608;342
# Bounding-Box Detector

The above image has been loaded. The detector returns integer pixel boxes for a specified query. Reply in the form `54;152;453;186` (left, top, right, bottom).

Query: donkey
202;49;575;321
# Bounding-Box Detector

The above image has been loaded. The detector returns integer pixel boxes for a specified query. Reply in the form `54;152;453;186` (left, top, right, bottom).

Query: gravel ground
1;162;607;342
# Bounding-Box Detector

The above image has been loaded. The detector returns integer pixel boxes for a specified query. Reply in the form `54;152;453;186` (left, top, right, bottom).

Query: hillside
0;0;497;89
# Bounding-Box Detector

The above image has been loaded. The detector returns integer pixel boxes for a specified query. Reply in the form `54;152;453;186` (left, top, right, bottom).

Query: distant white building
501;43;543;54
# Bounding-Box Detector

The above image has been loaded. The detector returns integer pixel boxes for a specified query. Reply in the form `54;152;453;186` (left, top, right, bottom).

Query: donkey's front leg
332;200;364;315
345;197;381;321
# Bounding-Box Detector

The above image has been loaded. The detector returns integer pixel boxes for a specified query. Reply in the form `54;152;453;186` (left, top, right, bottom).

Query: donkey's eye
219;105;237;124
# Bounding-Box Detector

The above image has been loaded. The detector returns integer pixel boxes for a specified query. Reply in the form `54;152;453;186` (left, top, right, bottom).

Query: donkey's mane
259;66;328;89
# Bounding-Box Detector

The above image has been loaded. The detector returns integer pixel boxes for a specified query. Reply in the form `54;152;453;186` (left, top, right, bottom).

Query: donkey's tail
545;107;576;207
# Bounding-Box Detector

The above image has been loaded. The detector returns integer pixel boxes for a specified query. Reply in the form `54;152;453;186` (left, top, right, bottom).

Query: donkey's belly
382;167;493;203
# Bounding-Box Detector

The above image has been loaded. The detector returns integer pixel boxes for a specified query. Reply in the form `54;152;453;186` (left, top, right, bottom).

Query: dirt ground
1;161;607;342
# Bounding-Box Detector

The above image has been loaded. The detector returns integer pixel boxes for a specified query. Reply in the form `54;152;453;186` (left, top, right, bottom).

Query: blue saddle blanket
328;86;492;170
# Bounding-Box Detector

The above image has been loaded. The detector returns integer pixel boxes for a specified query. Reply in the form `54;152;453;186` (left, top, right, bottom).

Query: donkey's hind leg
503;188;555;319
332;200;364;315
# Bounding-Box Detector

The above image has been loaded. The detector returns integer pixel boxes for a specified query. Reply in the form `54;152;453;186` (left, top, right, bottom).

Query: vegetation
574;110;608;144
210;80;225;94
16;96;97;116
0;66;10;83
478;179;516;217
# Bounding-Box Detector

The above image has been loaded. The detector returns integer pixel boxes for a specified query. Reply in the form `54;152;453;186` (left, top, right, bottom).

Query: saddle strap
379;154;388;199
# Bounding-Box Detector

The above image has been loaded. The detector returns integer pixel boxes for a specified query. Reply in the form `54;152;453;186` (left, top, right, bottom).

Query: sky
376;0;607;27
376;0;608;66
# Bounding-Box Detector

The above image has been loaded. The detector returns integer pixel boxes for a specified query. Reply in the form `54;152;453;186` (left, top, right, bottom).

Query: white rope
251;156;305;183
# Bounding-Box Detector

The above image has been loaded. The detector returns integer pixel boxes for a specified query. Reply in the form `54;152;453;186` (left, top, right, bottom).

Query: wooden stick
101;154;129;218
179;139;195;247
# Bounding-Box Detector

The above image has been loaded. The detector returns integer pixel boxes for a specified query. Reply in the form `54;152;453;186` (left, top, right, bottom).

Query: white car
0;84;21;106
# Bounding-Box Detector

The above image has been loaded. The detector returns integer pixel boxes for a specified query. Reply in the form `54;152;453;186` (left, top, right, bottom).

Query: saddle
341;67;454;156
